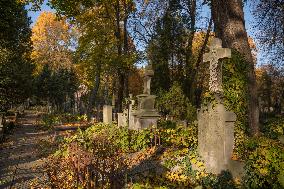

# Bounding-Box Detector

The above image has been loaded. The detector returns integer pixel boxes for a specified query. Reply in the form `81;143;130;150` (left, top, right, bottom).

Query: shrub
156;83;197;123
41;113;88;129
243;137;284;188
260;116;284;139
48;138;126;188
158;120;177;130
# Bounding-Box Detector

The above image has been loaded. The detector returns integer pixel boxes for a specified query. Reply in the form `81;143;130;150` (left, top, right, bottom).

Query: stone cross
203;38;231;94
143;64;154;95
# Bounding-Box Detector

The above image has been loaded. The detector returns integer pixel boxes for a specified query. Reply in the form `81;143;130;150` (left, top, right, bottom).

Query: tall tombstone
132;64;160;130
198;38;242;176
103;105;112;124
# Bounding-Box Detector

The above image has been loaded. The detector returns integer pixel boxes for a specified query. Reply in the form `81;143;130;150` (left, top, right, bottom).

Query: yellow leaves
259;168;269;176
190;157;197;164
196;161;204;168
31;11;75;73
166;171;189;183
195;171;207;180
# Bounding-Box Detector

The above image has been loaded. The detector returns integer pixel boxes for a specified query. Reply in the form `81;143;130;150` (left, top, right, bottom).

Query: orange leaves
31;11;76;74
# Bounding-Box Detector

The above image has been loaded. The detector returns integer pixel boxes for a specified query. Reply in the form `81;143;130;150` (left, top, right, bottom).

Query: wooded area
0;0;284;188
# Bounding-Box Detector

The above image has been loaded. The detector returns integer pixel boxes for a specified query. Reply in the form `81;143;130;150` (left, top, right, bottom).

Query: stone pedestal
130;94;160;130
103;105;112;124
198;102;237;174
122;64;160;130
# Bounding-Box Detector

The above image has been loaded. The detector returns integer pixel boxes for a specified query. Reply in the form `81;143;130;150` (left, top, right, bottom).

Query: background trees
49;0;138;116
31;11;77;73
253;0;284;65
31;11;78;112
24;0;284;131
0;0;34;111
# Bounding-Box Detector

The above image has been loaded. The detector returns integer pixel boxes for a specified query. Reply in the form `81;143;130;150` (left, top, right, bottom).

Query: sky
27;1;264;65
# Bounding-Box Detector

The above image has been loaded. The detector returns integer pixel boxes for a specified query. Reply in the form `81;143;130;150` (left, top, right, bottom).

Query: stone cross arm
203;48;232;63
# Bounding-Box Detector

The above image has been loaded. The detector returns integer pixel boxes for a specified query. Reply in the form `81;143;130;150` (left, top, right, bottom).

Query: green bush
243;137;284;188
261;116;284;139
41;113;88;129
159;125;198;149
156;82;197;123
158;120;177;129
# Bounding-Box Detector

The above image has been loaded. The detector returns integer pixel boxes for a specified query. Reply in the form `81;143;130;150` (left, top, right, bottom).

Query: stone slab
103;105;112;124
198;102;238;174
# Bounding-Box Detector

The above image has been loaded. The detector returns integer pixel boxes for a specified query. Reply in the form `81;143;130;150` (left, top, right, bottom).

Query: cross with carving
203;38;231;94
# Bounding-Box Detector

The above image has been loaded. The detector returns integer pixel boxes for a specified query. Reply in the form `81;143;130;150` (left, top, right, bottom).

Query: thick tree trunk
211;0;259;135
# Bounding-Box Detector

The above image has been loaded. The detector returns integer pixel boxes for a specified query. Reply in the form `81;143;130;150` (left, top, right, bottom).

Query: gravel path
0;112;52;189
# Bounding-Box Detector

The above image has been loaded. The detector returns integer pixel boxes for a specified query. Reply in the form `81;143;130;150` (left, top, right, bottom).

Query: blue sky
27;1;263;65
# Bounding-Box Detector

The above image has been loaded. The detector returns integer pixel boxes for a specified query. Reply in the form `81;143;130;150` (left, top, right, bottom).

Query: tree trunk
193;18;213;107
211;0;260;135
123;0;129;98
184;0;197;102
115;0;124;113
87;65;101;120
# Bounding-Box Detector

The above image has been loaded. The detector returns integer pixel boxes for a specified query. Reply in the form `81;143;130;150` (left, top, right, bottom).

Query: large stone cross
203;38;231;94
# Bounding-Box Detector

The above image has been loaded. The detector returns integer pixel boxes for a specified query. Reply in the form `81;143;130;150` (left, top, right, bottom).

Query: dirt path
0;111;53;189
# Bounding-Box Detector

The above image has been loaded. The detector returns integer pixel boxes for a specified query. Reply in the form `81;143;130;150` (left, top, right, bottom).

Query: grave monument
198;38;242;176
131;64;160;130
103;105;112;124
117;65;160;130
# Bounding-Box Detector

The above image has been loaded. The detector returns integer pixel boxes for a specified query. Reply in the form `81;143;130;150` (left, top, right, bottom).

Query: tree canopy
0;0;34;111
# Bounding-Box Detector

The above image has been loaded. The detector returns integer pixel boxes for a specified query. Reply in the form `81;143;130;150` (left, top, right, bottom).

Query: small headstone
103;105;112;124
117;113;127;127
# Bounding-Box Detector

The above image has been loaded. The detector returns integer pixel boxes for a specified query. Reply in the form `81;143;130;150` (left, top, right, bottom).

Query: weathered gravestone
103;105;112;124
131;65;160;130
117;112;127;127
198;38;243;176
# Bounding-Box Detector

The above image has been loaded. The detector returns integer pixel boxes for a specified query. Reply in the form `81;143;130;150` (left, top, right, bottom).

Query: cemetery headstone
117;112;127;127
103;105;112;124
198;38;243;176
